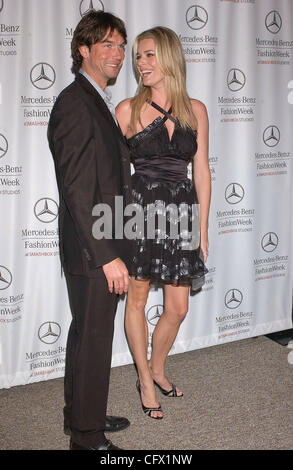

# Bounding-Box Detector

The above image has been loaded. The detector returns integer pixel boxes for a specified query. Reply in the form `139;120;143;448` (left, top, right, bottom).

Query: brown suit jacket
48;73;132;276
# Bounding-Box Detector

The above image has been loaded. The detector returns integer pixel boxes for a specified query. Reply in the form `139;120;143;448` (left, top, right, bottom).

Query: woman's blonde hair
130;26;197;132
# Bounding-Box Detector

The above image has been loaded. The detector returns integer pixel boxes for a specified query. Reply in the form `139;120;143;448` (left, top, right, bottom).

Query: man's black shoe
70;438;121;450
105;415;130;432
64;415;130;435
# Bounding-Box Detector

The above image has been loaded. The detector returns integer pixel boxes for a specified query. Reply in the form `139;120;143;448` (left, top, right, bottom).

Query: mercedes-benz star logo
80;0;104;16
261;232;278;253
0;134;8;158
225;183;245;205
0;266;12;290
265;11;282;34
186;5;208;30
147;305;164;327
38;322;61;344
30;63;56;90
225;289;243;309
263;126;280;147
0;1;4;13
34;198;59;223
227;69;246;92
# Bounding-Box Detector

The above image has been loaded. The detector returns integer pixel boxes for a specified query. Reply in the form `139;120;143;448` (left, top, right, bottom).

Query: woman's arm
191;99;211;263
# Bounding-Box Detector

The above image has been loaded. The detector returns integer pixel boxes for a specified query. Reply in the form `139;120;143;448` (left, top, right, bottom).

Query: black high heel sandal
154;380;184;398
136;379;163;420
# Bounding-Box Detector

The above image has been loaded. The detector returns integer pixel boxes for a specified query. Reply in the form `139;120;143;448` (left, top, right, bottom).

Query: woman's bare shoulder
115;98;133;133
190;98;208;117
116;97;132;114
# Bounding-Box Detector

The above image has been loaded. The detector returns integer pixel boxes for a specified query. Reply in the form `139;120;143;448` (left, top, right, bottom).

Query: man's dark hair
71;10;127;75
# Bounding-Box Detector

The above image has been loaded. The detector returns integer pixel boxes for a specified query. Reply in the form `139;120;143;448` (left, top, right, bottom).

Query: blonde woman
116;27;210;419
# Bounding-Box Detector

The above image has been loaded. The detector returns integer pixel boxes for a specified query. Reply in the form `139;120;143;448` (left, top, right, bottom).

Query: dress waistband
133;155;188;182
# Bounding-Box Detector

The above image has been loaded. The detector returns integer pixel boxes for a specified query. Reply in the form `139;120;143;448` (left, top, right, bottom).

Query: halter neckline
148;100;177;124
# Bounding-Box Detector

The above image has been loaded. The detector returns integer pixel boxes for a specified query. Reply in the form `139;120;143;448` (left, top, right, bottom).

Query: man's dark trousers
64;270;118;447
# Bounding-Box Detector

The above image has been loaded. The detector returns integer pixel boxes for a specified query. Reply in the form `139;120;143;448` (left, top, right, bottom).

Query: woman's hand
200;230;209;263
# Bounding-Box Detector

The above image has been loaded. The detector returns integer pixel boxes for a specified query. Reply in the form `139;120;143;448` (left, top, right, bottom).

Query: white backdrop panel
0;0;292;388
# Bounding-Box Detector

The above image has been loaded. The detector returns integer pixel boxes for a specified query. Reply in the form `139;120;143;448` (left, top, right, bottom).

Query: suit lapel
75;73;132;204
75;73;125;143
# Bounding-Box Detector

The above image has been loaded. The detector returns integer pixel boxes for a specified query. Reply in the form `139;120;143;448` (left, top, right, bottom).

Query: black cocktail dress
127;102;207;290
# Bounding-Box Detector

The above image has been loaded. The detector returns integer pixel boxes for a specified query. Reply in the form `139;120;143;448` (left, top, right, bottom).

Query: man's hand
102;258;129;295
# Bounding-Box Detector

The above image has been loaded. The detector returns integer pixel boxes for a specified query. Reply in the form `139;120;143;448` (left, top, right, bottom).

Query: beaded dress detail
127;102;207;290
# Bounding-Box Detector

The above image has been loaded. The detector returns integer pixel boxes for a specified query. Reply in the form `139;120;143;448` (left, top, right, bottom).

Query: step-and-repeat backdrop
0;0;292;388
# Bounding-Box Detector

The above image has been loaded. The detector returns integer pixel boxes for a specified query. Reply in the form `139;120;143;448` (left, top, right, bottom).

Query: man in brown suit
48;11;132;450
